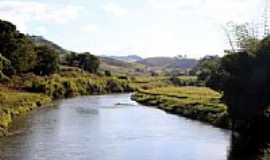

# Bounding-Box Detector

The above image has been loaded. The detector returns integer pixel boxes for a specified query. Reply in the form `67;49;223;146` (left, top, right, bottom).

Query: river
0;94;231;160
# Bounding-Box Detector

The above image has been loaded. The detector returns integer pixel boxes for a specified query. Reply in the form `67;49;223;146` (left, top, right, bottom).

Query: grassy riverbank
24;71;133;98
132;86;231;128
0;71;133;136
0;87;51;136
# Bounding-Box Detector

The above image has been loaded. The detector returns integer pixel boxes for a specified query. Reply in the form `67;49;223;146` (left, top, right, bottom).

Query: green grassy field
129;76;171;90
132;86;230;128
177;76;197;81
0;87;52;135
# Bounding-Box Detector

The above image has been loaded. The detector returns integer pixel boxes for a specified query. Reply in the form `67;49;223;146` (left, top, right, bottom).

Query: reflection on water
0;94;232;160
228;132;270;160
76;107;99;114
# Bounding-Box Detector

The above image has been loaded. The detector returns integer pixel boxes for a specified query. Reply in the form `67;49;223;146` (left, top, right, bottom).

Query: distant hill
101;55;198;75
107;55;143;62
99;56;148;76
28;35;70;54
138;57;198;70
28;36;197;75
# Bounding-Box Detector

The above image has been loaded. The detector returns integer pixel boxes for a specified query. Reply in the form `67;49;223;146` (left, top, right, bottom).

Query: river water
0;94;231;160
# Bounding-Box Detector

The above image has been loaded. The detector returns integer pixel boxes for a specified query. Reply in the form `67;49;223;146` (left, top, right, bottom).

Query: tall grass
132;86;230;128
0;87;51;134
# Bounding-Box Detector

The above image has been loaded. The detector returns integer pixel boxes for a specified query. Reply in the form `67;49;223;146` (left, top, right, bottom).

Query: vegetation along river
0;94;231;160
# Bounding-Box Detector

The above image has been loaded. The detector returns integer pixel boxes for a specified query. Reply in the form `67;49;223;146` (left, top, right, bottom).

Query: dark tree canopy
0;19;101;76
0;20;18;55
0;19;37;73
204;36;270;130
195;56;222;87
34;46;60;75
104;70;112;76
0;53;10;71
77;52;100;73
64;52;100;73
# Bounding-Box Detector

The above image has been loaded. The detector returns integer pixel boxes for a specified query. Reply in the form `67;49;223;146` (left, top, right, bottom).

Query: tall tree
34;46;59;75
0;19;37;73
77;52;100;73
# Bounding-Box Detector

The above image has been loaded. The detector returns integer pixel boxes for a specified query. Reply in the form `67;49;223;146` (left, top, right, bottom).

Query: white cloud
0;0;84;32
80;24;98;33
102;3;127;17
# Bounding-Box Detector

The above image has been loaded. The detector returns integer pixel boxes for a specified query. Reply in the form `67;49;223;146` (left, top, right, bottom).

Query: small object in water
76;107;98;114
115;103;136;106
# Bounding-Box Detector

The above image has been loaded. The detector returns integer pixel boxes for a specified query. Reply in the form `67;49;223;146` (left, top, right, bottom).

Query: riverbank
131;86;231;129
0;87;51;136
0;71;133;136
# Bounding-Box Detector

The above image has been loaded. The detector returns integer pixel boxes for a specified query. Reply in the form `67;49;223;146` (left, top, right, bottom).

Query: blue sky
0;0;265;58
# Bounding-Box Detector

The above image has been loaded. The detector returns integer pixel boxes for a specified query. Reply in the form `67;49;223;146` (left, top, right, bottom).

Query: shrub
104;70;112;76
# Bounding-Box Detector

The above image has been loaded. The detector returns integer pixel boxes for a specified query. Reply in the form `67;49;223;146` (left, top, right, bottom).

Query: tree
34;46;59;75
223;22;261;54
0;19;37;73
0;53;10;72
195;56;221;87
77;52;100;73
0;53;11;81
104;70;112;76
9;37;37;73
0;20;18;55
205;36;270;132
64;52;77;66
63;52;100;73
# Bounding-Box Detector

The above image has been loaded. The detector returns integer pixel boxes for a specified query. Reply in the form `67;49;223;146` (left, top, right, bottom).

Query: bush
63;52;100;73
104;70;112;76
28;72;132;99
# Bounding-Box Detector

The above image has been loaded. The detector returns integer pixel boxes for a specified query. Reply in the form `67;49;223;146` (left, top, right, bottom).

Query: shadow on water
228;132;270;160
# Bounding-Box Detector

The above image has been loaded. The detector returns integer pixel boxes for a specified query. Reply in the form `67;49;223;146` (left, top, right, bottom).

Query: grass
170;76;202;86
140;86;224;107
0;87;51;135
177;76;197;81
130;76;171;90
132;86;230;128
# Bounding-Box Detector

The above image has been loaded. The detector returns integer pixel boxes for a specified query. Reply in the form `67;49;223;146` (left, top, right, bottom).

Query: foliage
64;52;100;73
34;46;60;75
224;22;261;54
0;71;9;82
195;55;221;87
104;70;112;76
203;35;270;132
27;72;132;99
132;86;229;128
170;75;200;86
78;53;100;73
0;54;10;82
233;23;260;53
0;19;37;73
0;87;51;134
0;54;10;71
130;76;170;90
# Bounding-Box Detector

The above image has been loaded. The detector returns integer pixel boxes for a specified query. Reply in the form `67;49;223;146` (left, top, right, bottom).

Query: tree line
196;23;270;134
0;19;100;81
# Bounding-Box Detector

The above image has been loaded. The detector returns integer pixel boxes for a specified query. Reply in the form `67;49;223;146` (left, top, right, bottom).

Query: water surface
0;94;231;160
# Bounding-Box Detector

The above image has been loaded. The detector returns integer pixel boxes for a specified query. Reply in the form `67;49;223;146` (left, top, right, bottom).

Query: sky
0;0;266;58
